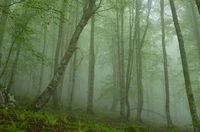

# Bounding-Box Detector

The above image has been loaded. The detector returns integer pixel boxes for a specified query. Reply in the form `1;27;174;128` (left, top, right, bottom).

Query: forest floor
0;97;193;132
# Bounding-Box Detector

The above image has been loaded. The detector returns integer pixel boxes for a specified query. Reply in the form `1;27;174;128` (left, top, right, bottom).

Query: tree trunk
0;0;11;68
190;1;200;59
37;18;47;96
7;43;21;94
53;2;66;111
87;15;95;115
68;0;79;113
26;4;100;112
160;0;173;127
169;0;200;131
115;0;126;119
125;1;135;120
110;35;119;112
135;0;143;122
195;0;200;14
120;5;126;120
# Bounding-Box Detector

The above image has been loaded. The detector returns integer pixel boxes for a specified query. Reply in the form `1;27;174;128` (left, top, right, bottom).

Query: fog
0;0;200;131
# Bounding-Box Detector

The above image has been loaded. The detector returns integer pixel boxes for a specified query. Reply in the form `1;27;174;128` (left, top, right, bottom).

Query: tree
0;0;11;68
37;18;48;97
52;1;66;111
87;15;95;115
68;0;80;113
27;0;102;112
195;0;200;14
190;1;200;59
169;0;200;131
115;0;126;120
125;0;134;120
160;0;173;127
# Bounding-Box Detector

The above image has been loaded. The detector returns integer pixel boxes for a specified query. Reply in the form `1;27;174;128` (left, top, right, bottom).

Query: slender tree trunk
0;0;11;68
135;0;143;122
110;35;119;112
26;2;100;112
67;8;75;110
53;2;66;111
87;15;95;115
169;0;200;131
115;0;126;119
120;5;126;120
125;1;134;120
68;0;79;112
115;0;123;119
190;1;200;59
160;0;173;127
7;43;21;94
37;18;47;96
195;0;200;14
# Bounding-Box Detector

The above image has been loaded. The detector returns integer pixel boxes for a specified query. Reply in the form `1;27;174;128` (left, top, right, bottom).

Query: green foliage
44;114;58;126
126;124;142;132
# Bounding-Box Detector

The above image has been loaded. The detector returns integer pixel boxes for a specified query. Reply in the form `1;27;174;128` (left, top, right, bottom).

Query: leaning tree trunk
169;0;200;131
160;0;173;127
26;3;101;112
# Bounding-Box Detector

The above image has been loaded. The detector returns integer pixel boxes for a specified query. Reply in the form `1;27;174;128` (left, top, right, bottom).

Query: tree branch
130;108;166;119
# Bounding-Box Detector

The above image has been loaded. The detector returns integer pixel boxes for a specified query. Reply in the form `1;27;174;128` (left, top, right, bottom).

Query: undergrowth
0;108;126;132
0;106;192;132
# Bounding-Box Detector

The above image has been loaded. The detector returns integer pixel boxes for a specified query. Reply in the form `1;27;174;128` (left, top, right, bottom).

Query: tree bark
26;4;100;112
169;0;200;131
37;18;47;96
87;15;95;115
119;5;126;120
53;2;66;111
7;43;21;94
160;0;173;127
190;1;200;59
110;34;119;112
195;0;200;14
0;0;11;68
125;1;134;120
68;0;79;113
135;0;143;122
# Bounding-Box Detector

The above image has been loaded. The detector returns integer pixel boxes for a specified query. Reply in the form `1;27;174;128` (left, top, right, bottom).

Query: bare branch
96;7;115;13
94;0;102;12
130;108;166;119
